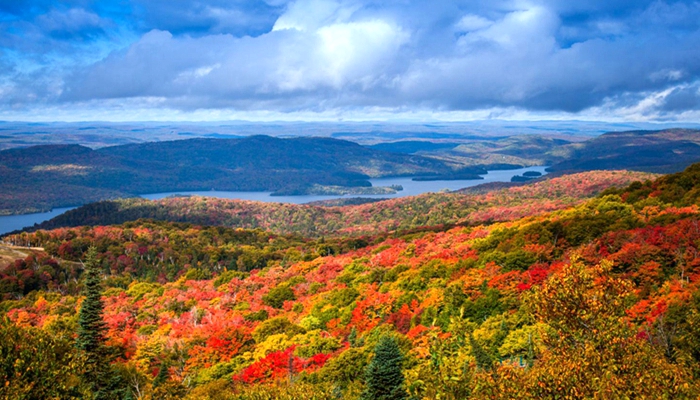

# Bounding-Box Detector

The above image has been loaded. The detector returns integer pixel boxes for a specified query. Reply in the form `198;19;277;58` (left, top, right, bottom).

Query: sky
1;0;700;122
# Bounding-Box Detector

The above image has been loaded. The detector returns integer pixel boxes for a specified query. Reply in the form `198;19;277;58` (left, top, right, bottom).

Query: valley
0;166;549;235
4;2;700;398
2;128;698;217
0;135;451;215
1;162;700;398
1;127;700;400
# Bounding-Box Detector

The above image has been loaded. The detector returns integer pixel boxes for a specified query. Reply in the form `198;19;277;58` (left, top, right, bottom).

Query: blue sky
1;0;700;122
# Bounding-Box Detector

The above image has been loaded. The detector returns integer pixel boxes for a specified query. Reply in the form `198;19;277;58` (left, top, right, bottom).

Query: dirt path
0;243;45;265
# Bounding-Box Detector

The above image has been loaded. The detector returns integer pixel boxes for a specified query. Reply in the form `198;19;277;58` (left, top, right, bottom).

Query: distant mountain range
546;129;700;173
379;129;700;174
1;129;699;216
15;170;653;237
0;135;451;215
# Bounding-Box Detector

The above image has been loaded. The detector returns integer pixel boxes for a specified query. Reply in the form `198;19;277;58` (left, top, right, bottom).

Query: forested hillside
29;170;654;237
0;136;451;215
547;129;700;173
3;129;700;217
410;128;700;174
2;165;700;398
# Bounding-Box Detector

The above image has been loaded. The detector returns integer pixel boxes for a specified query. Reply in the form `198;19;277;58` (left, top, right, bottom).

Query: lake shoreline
0;166;549;235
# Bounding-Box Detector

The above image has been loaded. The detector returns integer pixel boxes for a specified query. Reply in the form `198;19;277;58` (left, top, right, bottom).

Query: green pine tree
469;334;494;371
76;247;109;399
153;362;169;388
348;327;359;348
361;336;408;400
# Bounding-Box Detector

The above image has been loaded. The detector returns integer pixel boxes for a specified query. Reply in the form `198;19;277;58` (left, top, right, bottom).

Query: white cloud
272;0;352;31
64;2;409;105
315;20;408;88
650;69;685;82
454;14;493;32
463;6;559;49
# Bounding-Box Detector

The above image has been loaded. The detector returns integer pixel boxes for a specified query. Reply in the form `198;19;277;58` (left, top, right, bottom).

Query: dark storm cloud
127;0;284;37
36;8;110;40
3;0;700;120
661;84;700;112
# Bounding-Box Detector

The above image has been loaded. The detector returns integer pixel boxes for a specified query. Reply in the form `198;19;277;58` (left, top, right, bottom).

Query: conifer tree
153;362;169;388
76;247;108;398
361;336;408;400
348;327;363;348
469;334;494;371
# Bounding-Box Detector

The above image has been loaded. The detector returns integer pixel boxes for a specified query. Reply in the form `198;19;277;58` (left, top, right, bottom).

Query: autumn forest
2;158;700;399
6;0;700;397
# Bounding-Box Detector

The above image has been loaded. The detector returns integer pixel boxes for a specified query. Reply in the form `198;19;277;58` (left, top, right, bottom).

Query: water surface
0;166;547;235
142;166;548;202
0;207;76;236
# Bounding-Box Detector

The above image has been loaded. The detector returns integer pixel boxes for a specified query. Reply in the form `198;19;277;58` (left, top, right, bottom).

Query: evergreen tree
153;362;169;388
361;336;408;400
76;247;109;398
348;327;360;348
469;334;494;371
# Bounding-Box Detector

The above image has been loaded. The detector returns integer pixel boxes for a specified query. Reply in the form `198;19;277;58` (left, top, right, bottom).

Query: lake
0;166;548;235
0;207;77;236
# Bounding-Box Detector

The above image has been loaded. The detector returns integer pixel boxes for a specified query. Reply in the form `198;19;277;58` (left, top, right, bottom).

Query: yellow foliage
497;323;547;359
134;334;167;371
473;257;700;399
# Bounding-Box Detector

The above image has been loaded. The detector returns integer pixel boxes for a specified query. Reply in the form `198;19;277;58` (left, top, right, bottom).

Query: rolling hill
393;128;700;174
546;129;700;173
1;163;700;398
0;136;452;215
18;170;654;237
3;128;700;218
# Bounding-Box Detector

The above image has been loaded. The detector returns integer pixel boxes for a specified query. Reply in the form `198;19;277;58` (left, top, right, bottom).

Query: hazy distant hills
369;141;462;154
383;128;700;174
2;128;700;216
22;169;653;237
1;120;697;150
547;129;700;173
0;136;451;215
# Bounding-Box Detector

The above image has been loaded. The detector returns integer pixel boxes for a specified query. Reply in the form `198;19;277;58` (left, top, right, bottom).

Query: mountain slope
21;170;654;237
2;164;700;398
0;136;452;215
547;129;700;173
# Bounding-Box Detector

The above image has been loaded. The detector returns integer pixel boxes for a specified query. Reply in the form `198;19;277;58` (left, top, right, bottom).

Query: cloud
35;8;109;40
127;0;284;37
62;1;409;110
3;0;700;121
455;14;493;32
660;84;700;112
